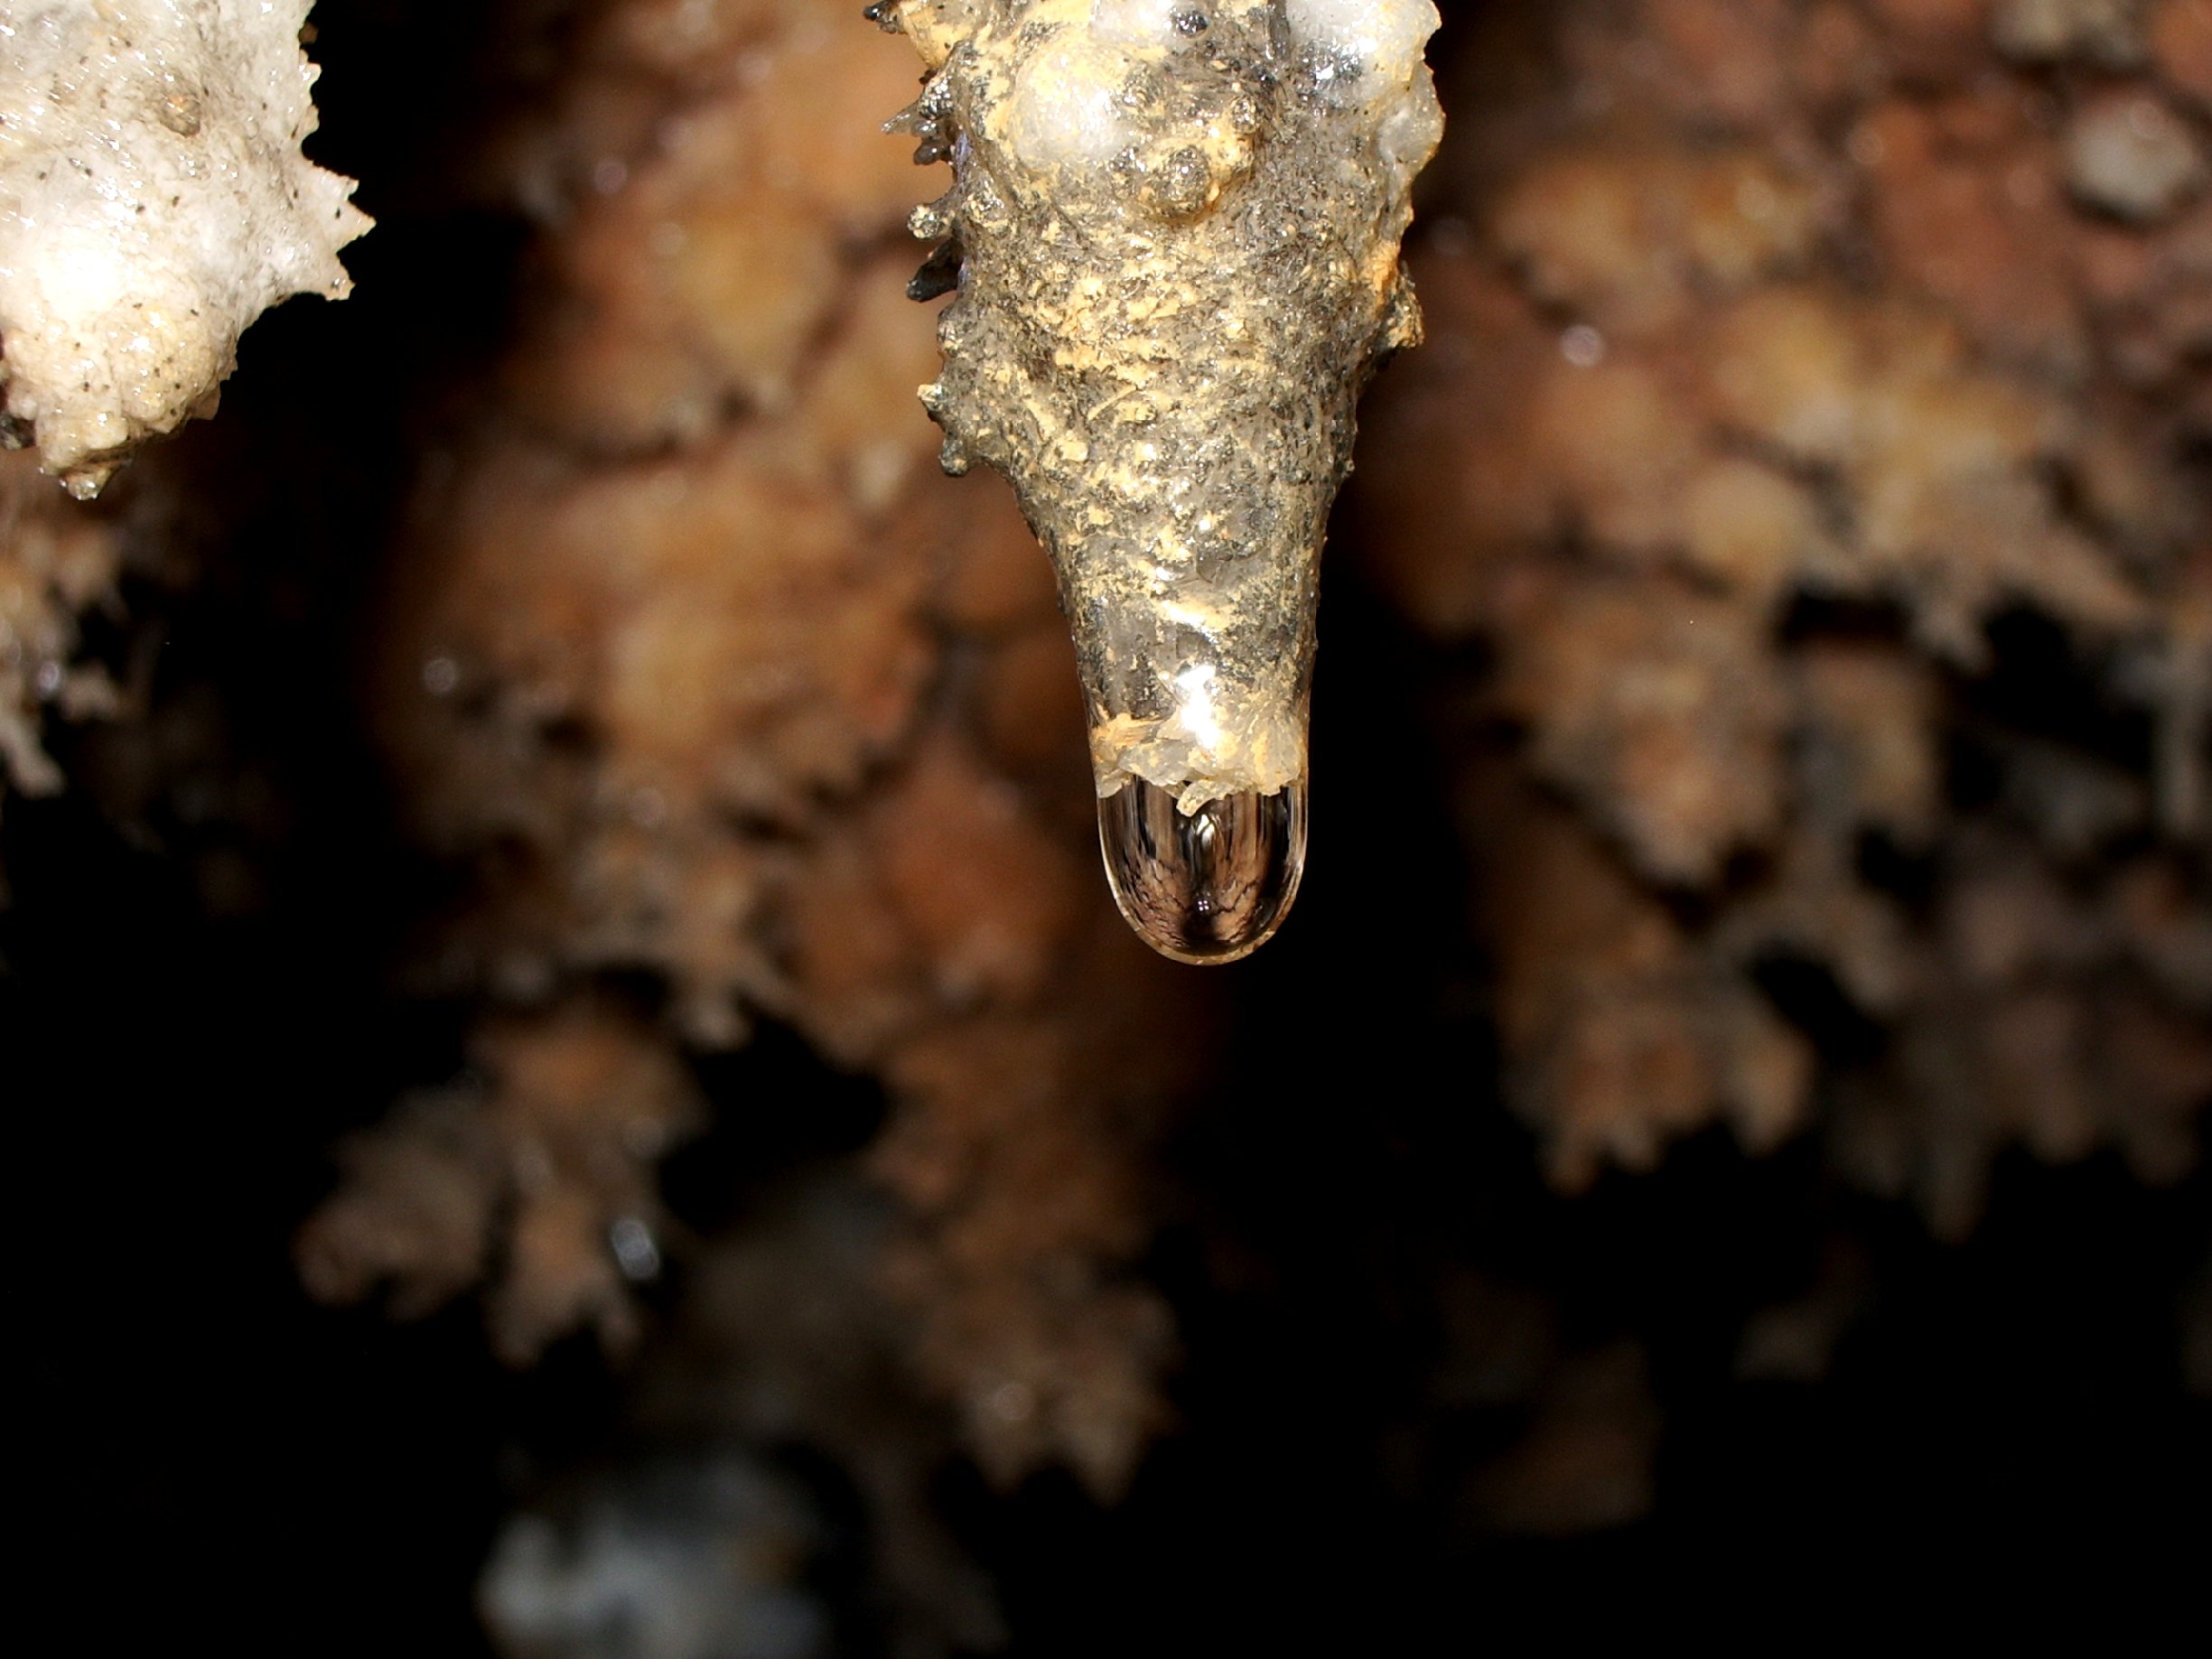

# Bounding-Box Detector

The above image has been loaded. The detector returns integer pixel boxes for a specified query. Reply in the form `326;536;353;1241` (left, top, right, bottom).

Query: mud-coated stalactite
3;4;2209;1654
879;0;1443;962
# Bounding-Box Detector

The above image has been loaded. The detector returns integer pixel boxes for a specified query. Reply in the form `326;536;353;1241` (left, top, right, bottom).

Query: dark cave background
8;0;2212;1650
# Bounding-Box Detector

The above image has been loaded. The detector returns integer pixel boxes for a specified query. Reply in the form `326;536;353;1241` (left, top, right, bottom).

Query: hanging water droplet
1097;779;1306;965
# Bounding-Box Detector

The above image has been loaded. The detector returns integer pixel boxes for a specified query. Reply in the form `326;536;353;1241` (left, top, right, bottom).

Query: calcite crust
887;0;1442;810
0;0;369;497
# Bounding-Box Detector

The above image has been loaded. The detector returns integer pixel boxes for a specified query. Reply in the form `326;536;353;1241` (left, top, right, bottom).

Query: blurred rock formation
1359;0;2212;1234
304;0;1199;1515
2;2;2207;1650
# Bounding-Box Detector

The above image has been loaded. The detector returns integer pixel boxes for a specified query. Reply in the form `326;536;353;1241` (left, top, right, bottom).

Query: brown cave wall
238;0;2212;1567
2;0;2207;1651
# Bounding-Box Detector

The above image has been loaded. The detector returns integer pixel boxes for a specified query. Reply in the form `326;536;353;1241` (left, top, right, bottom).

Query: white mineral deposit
881;0;1443;962
0;1;369;498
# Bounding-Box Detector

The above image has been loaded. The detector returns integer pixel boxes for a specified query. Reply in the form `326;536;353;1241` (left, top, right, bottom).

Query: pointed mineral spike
881;0;1443;963
906;238;964;301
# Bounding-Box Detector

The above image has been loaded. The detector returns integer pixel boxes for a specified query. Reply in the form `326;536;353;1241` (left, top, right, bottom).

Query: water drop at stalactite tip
879;0;1442;965
1097;781;1308;965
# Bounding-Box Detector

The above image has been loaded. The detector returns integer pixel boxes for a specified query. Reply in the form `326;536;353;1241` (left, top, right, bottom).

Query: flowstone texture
0;0;369;498
883;0;1443;813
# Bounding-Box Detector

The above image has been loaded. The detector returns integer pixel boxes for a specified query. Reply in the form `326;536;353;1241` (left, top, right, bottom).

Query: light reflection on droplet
1097;779;1306;965
1560;322;1606;368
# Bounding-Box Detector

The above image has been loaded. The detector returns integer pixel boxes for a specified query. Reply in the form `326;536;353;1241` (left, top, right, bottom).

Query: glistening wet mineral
880;0;1442;965
1097;781;1307;965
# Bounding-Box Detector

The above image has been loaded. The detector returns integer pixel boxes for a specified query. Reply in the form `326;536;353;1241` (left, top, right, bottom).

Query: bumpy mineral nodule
0;0;369;499
883;0;1442;963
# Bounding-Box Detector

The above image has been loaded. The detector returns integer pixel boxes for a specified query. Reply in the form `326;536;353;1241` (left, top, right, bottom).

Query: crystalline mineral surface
884;0;1442;955
0;0;369;498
